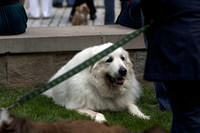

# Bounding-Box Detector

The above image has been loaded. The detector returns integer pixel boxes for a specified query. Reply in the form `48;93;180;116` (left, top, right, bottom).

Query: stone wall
0;51;147;88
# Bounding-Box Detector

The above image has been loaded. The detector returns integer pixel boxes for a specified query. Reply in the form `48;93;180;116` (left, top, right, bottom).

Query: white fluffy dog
43;43;150;122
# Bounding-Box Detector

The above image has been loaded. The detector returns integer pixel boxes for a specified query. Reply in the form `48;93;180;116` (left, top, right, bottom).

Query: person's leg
41;0;53;18
104;0;115;24
29;0;40;18
66;0;74;6
54;0;63;4
154;82;171;111
86;0;96;20
164;80;200;133
53;0;63;7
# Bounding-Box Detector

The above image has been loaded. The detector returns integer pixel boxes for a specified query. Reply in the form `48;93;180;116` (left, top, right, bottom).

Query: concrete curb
0;25;145;54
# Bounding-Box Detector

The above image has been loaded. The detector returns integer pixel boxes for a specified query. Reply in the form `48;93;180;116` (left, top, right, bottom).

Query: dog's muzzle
119;67;127;77
106;67;127;85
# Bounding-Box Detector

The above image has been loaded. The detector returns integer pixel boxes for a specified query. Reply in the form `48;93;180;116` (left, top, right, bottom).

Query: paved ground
25;0;121;27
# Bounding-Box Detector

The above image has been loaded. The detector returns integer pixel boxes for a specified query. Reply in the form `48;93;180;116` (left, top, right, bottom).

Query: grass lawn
0;85;172;132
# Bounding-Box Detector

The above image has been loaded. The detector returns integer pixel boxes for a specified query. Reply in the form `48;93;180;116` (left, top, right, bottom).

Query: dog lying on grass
0;108;168;133
43;43;150;123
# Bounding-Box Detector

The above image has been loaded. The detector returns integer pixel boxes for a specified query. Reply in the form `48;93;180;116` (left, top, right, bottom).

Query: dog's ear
89;62;98;73
83;4;90;14
89;43;112;73
123;49;133;67
88;46;100;73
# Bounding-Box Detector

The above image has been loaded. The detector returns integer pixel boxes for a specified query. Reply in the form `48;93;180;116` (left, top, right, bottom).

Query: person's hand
19;0;25;5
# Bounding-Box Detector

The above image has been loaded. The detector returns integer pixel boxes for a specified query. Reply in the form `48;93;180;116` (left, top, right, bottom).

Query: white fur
43;42;150;122
0;108;13;128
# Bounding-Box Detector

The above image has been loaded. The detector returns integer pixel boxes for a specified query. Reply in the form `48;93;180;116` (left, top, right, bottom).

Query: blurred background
24;0;121;27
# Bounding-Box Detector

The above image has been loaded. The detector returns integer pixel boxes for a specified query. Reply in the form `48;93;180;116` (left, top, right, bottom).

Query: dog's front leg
77;109;107;123
127;103;150;120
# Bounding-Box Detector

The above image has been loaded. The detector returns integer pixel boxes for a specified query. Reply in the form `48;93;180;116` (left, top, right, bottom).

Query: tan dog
0;108;130;133
141;126;168;133
43;43;150;123
0;108;168;133
72;3;90;25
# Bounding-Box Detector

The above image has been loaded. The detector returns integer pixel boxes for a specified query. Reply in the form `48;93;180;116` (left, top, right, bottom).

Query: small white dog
43;43;150;122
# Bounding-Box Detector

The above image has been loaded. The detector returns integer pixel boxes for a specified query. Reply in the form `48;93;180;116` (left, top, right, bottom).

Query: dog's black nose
119;67;127;76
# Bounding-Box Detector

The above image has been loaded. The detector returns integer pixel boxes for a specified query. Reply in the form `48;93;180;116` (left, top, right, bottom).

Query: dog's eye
106;57;113;63
121;56;125;61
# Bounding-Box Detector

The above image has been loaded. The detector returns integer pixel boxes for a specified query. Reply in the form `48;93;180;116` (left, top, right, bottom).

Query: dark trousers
163;81;200;133
70;0;96;17
104;0;115;24
154;82;171;110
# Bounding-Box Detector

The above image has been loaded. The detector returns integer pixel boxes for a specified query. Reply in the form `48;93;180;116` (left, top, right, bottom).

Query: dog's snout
119;67;127;76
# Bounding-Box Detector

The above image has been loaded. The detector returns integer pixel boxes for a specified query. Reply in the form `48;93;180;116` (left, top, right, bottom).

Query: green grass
0;85;172;132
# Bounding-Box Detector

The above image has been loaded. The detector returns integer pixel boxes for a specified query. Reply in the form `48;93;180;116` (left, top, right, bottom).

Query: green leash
7;25;149;110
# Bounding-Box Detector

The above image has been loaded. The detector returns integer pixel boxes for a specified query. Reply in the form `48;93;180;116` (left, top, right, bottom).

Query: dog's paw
131;113;150;120
95;113;107;123
130;110;151;120
141;115;150;120
127;103;150;120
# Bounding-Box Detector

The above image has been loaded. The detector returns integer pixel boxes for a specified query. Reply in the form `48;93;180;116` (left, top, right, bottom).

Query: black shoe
90;14;97;21
159;104;167;111
53;3;63;8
